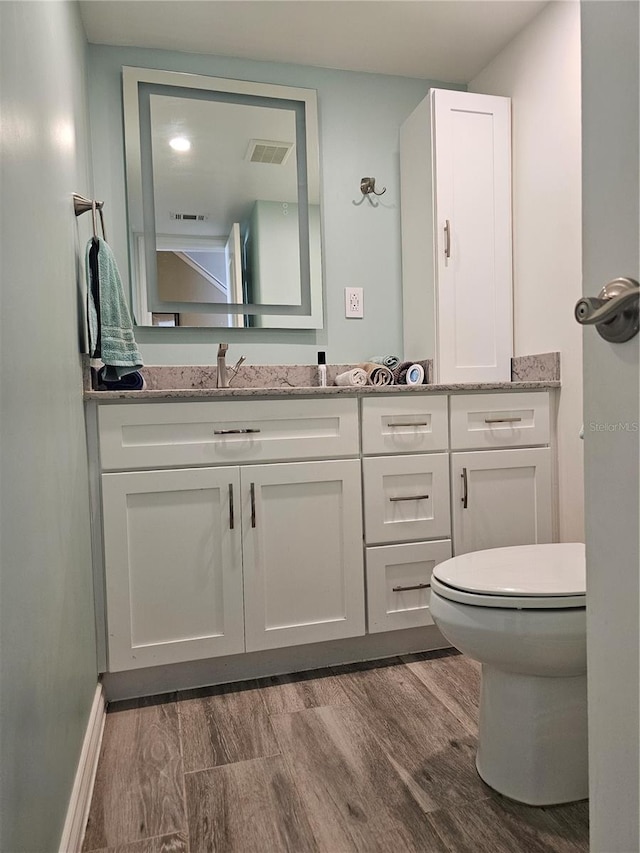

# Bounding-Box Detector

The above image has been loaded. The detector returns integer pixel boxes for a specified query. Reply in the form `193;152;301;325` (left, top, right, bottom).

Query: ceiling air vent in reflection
169;212;210;222
245;139;295;165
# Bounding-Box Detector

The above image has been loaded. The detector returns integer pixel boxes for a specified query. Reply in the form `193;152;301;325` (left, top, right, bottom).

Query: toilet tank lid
432;543;586;597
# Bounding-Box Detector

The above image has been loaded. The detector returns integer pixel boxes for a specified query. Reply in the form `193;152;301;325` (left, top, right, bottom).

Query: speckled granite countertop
84;353;560;401
85;380;560;401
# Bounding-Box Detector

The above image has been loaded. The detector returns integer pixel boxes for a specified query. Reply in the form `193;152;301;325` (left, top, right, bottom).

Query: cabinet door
433;89;512;383
241;460;365;651
451;448;552;556
102;467;244;671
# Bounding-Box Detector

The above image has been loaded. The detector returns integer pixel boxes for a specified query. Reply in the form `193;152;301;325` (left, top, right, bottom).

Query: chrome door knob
575;277;639;342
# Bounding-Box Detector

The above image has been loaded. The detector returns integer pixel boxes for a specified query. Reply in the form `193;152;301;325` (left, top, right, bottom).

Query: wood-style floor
82;651;589;852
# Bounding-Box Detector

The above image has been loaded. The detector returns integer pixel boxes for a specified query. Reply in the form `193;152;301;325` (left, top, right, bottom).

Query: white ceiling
79;0;548;83
150;94;301;236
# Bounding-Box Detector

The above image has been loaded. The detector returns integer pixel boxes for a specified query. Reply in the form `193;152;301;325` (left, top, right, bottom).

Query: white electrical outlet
345;287;364;318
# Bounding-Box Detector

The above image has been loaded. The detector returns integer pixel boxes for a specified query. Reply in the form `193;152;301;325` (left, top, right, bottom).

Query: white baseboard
59;683;106;853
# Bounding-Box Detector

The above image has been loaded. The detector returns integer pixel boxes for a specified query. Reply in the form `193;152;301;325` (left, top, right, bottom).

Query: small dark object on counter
94;367;146;391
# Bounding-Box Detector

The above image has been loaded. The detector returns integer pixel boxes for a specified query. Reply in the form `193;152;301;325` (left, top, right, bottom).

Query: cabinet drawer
98;398;359;470
366;540;451;633
449;392;550;450
361;396;448;454
363;453;450;545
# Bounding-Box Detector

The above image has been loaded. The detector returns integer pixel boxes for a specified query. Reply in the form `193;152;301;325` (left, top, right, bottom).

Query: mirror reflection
123;68;323;329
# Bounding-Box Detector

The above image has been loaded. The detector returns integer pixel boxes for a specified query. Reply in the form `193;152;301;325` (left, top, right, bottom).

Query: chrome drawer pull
444;219;452;259
484;417;522;424
250;483;256;528
228;483;235;530
389;422;429;428
389;494;430;502
213;428;261;435
392;583;430;592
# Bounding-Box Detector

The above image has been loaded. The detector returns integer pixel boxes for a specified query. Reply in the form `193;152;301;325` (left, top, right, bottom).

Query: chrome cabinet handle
461;467;468;509
575;277;639;342
484;416;522;424
389;494;430;502
444;219;451;259
228;483;234;530
213;428;261;435
250;483;256;528
392;583;430;592
389;422;429;428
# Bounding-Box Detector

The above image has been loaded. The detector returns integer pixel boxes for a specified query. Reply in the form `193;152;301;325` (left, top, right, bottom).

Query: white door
581;4;639;850
241;460;365;651
433;89;513;384
451;448;552;555
101;467;244;670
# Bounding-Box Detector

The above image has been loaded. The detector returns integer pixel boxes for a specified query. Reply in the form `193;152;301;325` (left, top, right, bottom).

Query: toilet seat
431;543;586;610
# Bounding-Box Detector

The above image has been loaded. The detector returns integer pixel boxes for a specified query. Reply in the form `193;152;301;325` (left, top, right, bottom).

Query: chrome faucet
216;343;246;388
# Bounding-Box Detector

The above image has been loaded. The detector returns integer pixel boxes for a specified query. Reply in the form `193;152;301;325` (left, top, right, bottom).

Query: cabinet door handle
484;417;522;424
392;583;430;592
444;219;452;259
228;483;234;530
461;467;468;509
213;428;261;435
389;494;430;502
250;482;256;528
389;422;429;428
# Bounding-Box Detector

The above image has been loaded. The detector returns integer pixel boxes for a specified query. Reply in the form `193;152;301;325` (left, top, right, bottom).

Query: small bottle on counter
317;351;327;387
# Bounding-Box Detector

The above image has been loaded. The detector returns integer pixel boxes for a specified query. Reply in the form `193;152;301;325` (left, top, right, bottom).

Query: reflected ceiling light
169;136;191;152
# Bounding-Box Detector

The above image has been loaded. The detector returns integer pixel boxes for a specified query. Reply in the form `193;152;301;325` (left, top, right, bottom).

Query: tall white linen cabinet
400;89;513;383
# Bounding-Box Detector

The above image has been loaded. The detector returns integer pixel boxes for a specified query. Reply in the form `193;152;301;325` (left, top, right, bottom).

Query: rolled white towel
335;368;368;387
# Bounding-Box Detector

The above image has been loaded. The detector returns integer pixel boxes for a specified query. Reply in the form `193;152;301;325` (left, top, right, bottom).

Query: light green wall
0;2;97;850
88;44;462;364
249;201;303;307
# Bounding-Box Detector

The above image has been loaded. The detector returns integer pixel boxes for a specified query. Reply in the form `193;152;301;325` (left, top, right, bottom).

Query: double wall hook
354;176;387;207
360;177;386;197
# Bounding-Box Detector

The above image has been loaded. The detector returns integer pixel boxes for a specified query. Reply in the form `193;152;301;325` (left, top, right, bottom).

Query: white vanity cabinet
97;399;364;671
91;388;556;678
400;89;513;384
450;393;553;555
361;396;452;633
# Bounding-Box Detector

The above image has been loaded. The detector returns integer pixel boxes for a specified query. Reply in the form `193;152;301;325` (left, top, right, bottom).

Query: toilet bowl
430;542;587;806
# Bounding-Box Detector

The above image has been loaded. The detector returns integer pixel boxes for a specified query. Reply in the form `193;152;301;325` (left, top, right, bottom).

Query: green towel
87;237;143;381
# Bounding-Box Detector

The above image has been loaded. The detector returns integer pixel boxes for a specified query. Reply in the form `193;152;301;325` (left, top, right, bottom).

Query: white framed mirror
122;67;323;329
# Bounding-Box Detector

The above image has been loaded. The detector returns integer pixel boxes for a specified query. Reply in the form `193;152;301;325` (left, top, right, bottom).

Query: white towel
335;368;368;387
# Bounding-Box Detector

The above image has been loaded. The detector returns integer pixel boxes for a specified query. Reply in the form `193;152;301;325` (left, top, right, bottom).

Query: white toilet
430;542;587;806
